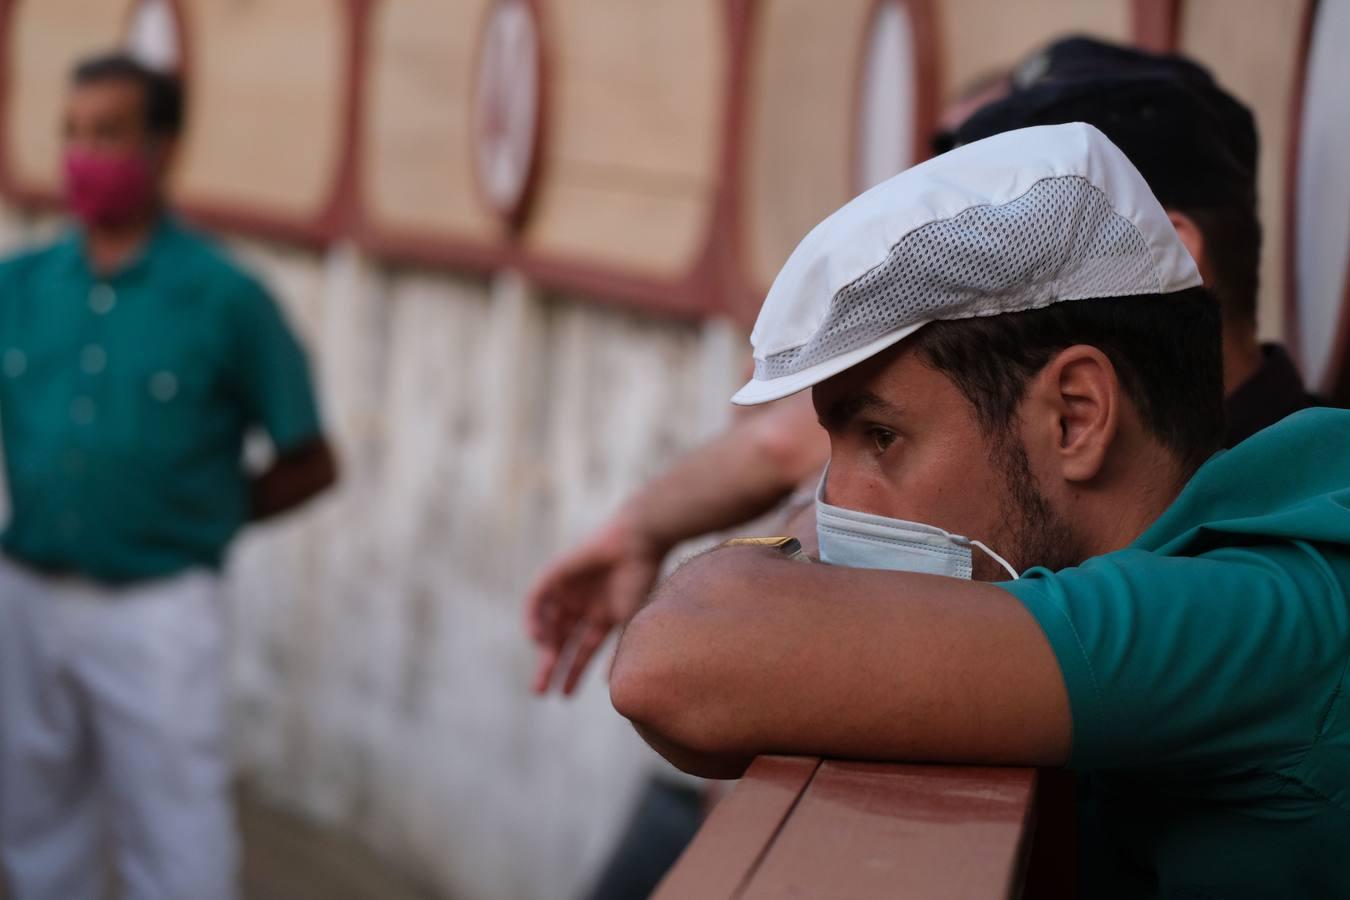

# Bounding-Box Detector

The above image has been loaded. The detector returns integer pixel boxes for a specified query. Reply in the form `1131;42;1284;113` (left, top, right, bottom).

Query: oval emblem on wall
126;0;183;72
854;0;920;194
473;0;545;228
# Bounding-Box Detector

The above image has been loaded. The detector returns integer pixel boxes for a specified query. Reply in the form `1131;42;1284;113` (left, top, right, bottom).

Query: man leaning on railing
611;123;1350;900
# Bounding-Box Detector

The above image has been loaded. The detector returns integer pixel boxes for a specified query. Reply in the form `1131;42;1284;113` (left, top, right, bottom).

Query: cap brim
731;320;929;406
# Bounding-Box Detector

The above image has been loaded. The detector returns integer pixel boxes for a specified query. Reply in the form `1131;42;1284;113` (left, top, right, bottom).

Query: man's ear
1167;210;1209;281
1028;345;1119;484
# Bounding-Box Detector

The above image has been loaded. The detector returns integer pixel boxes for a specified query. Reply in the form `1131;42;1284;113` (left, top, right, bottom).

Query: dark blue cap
954;36;1258;210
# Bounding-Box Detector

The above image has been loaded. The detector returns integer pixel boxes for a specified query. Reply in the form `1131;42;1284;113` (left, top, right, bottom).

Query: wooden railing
653;757;1075;900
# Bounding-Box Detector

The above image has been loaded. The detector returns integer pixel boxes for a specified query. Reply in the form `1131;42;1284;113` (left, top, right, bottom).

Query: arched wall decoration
0;0;943;325
0;0;139;206
933;0;1130;111
355;0;736;320
1286;0;1350;401
168;0;353;245
733;0;940;325
0;0;356;247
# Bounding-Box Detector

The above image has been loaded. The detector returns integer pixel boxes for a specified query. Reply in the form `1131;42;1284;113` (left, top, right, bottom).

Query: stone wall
0;206;746;900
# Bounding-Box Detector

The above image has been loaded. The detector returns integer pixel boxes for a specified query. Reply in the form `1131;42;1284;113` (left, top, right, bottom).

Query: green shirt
1001;408;1350;899
0;217;321;582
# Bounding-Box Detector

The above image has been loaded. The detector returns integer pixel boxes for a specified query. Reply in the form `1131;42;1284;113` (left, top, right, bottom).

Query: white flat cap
732;122;1202;405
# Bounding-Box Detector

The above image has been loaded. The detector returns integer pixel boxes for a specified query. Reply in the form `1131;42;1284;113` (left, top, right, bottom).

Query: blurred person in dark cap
0;52;336;899
952;34;1322;447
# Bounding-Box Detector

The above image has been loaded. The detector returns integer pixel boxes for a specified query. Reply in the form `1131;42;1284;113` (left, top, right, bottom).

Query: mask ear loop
970;540;1020;580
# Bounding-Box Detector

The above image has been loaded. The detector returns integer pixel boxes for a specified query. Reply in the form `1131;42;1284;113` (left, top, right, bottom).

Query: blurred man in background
0;53;336;899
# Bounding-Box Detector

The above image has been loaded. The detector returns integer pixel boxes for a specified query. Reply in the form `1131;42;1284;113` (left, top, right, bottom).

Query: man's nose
820;464;877;514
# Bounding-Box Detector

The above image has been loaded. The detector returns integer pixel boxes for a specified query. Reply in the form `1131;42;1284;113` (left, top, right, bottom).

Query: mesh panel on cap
756;176;1160;380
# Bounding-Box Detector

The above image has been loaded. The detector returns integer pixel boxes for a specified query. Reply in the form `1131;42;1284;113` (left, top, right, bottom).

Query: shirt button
89;284;116;315
149;370;178;402
2;348;26;377
59;512;82;539
80;344;107;375
70;396;96;425
62;449;86;476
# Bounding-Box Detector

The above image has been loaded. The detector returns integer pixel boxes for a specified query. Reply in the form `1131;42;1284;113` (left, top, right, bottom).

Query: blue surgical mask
815;470;1019;580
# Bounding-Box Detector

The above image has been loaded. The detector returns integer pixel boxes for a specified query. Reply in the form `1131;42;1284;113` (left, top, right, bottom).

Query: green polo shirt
0;217;322;583
1001;408;1350;898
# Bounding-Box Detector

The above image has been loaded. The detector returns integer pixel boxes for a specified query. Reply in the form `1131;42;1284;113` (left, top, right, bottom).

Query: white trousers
0;558;237;900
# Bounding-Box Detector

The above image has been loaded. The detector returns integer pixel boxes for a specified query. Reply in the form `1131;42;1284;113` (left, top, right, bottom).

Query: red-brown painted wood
1131;0;1183;52
739;761;1036;900
658;757;1044;900
651;755;821;900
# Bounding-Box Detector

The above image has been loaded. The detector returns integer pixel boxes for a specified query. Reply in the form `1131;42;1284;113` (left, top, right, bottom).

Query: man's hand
250;437;338;521
525;514;664;696
523;393;830;696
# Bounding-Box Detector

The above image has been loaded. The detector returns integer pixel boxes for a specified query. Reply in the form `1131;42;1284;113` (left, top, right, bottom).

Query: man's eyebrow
819;391;904;429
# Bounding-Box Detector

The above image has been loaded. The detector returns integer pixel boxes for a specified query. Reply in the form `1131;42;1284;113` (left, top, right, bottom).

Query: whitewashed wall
0;206;747;900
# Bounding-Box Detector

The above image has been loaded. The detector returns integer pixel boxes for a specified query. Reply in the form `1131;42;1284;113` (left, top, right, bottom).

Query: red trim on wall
323;0;371;233
730;0;941;327
0;0;944;325
0;0;40;210
173;0;351;247
1131;0;1182;52
0;0;354;248
0;0;197;211
0;0;90;211
906;0;941;164
350;0;729;321
704;0;755;326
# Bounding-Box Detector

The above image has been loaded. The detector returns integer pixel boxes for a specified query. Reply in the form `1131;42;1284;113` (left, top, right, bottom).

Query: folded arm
610;546;1071;778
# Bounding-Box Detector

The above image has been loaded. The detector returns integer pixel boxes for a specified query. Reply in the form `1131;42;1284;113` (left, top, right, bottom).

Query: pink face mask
62;150;155;227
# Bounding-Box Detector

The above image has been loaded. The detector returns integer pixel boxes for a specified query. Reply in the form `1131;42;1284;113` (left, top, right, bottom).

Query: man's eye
866;427;898;453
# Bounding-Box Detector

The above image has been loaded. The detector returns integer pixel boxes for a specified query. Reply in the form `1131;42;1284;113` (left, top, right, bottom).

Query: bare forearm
625;393;827;554
611;548;1070;771
250;438;338;521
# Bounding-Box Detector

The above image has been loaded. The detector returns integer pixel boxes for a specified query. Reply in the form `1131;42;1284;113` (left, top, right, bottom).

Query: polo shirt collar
66;213;177;282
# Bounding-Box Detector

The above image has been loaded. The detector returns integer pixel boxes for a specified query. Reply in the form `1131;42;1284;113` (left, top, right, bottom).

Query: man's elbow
610;606;739;769
609;607;682;735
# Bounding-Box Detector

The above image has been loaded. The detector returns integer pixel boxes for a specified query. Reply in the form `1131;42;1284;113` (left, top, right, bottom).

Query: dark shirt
1223;343;1321;448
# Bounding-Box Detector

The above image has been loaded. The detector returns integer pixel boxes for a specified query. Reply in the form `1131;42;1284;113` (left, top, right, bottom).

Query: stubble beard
973;436;1083;580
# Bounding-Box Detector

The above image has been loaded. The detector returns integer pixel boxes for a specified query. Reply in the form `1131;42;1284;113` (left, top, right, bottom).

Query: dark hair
71;52;184;138
1177;205;1261;326
912;287;1224;476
